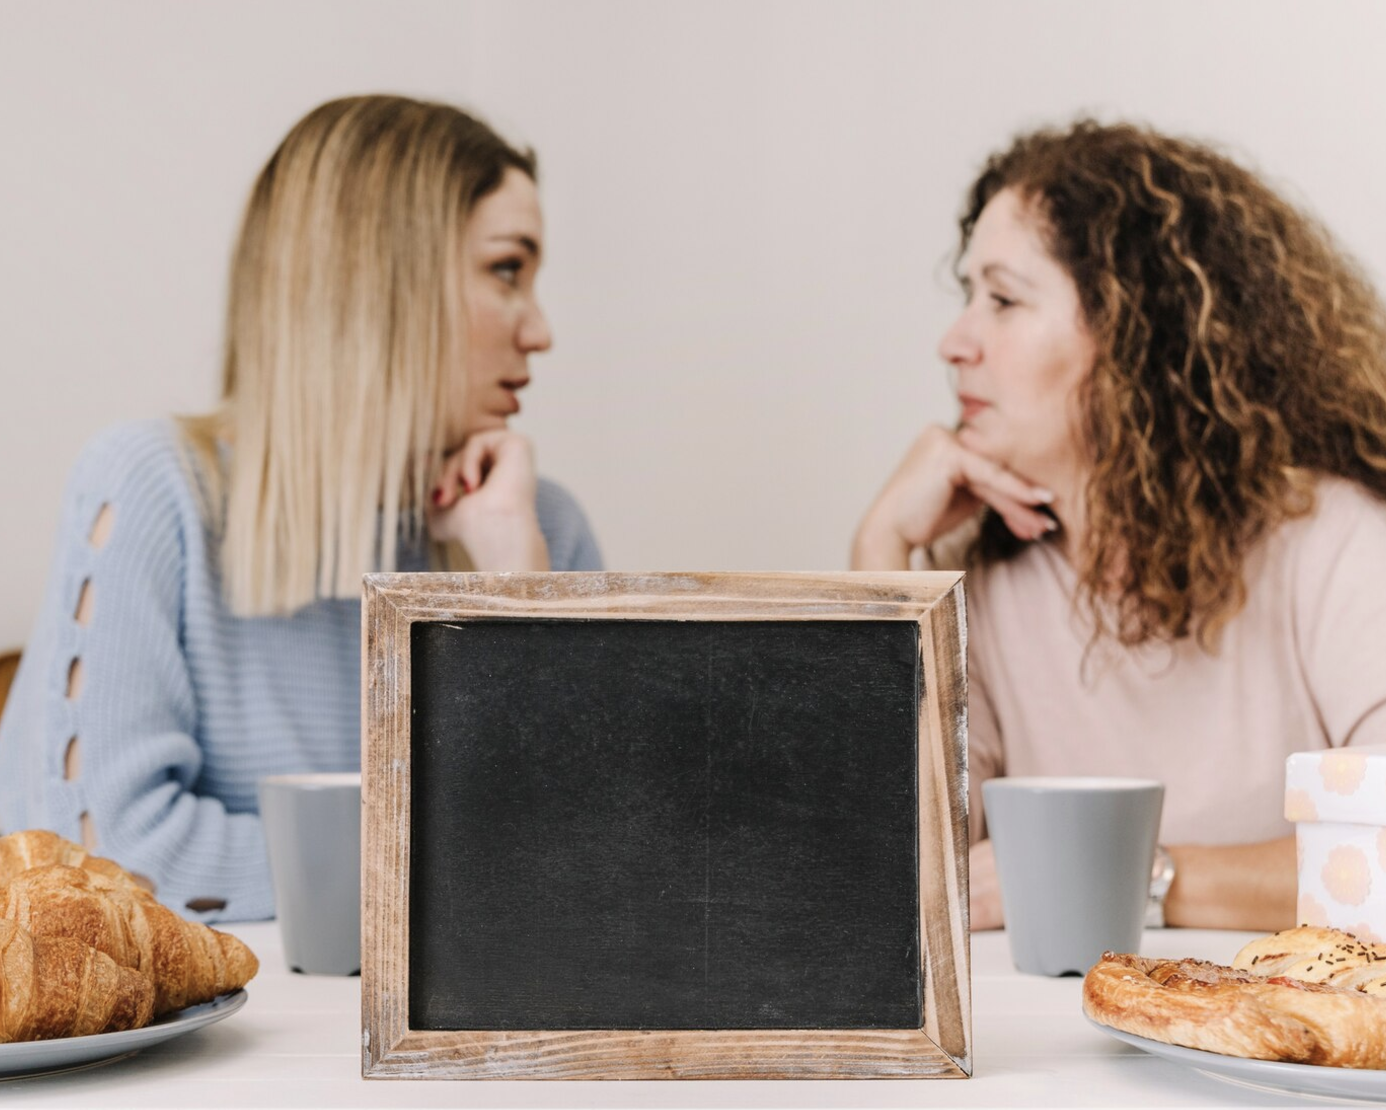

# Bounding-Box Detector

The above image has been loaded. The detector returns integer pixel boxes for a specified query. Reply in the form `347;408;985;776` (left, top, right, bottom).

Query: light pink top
943;477;1386;846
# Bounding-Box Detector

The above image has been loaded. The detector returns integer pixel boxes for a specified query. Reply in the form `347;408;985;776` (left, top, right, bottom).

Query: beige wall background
2;0;1383;649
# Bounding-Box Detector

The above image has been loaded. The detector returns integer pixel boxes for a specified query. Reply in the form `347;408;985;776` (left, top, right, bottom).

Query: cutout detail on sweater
74;578;94;626
89;503;115;549
66;657;83;700
79;811;97;852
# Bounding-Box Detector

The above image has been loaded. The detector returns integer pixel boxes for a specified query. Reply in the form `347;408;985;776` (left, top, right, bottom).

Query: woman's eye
490;259;523;286
990;293;1017;311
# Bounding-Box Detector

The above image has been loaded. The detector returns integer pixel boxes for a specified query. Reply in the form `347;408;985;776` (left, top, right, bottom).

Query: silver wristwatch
1146;845;1175;928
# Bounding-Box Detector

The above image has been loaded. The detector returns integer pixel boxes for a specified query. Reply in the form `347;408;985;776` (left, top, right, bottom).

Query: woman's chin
444;419;509;455
469;414;510;435
957;425;1004;462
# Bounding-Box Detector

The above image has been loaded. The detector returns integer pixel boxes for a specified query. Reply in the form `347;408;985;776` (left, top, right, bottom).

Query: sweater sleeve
0;422;274;920
1292;479;1386;749
537;477;603;572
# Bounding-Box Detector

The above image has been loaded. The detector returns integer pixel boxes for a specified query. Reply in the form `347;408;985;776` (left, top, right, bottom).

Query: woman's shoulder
534;476;588;528
1307;473;1386;516
1285;475;1386;553
60;418;207;539
70;418;195;493
1264;475;1386;613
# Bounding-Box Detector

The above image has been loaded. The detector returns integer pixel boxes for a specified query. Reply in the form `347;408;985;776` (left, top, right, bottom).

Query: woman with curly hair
853;120;1386;932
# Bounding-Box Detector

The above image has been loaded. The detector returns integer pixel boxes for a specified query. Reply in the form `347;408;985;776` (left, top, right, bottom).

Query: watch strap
1145;844;1175;928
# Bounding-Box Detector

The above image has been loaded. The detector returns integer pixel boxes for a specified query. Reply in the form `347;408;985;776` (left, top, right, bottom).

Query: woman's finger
946;442;1059;540
454;429;512;493
457;438;493;495
430;452;468;510
431;431;507;509
982;490;1059;542
955;449;1055;508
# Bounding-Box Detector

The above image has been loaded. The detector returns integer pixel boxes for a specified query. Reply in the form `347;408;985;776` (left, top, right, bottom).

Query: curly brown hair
960;120;1386;647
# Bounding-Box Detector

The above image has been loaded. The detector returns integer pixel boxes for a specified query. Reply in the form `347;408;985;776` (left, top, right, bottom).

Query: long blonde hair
181;95;535;616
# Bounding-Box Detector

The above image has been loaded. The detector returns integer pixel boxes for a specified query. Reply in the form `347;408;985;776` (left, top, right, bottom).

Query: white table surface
0;923;1349;1108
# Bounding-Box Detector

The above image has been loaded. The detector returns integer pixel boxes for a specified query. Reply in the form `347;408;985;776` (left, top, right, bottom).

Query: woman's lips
958;394;989;422
499;378;529;414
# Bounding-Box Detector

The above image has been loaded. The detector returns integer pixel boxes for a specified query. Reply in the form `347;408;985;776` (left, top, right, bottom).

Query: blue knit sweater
0;419;602;922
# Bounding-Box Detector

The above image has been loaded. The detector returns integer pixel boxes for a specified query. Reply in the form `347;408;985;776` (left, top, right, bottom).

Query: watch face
1151;847;1175;889
1147;848;1175;926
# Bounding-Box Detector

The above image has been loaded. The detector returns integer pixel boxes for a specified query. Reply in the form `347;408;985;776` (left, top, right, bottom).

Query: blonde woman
0;96;600;921
855;121;1386;932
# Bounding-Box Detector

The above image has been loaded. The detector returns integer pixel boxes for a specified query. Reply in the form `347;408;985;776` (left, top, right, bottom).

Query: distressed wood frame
362;571;971;1080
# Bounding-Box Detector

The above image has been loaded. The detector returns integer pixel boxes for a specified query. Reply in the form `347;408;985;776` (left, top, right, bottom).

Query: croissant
0;919;153;1041
0;829;145;892
1083;950;1386;1068
1233;926;1386;995
2;865;257;1015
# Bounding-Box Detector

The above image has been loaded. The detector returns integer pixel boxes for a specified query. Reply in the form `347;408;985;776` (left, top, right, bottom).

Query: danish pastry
1232;926;1386;995
1083;930;1386;1069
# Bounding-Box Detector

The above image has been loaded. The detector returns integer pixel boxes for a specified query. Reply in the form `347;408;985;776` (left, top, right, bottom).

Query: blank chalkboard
362;571;971;1081
409;618;919;1031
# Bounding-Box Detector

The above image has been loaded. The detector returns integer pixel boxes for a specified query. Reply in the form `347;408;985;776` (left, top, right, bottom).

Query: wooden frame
361;571;971;1080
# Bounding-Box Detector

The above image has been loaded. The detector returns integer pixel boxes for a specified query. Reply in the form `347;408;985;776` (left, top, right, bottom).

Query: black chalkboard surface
409;618;920;1031
362;571;970;1081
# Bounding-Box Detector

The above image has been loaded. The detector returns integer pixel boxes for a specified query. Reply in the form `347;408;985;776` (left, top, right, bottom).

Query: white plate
0;989;248;1080
1087;1016;1386;1104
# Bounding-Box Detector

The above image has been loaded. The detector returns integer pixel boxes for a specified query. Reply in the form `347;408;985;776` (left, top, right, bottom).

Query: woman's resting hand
1164;837;1296;932
968;833;1297;933
428;430;550;571
851;425;1056;569
969;839;1004;931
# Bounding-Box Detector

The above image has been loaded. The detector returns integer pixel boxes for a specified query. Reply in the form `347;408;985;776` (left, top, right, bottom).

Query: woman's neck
1039;469;1088;562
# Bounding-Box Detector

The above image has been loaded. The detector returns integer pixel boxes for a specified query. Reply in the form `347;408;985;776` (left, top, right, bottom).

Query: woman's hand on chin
851;425;1057;570
427;429;550;571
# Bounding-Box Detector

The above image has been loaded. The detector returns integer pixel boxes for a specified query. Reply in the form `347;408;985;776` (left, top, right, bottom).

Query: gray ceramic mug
258;772;362;976
982;776;1164;977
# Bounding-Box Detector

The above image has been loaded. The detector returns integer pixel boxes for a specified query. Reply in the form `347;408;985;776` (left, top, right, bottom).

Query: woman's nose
937;310;980;367
519;300;553;354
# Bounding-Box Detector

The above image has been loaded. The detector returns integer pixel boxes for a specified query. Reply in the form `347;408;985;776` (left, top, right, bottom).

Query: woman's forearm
850;509;911;571
1165;835;1297;931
